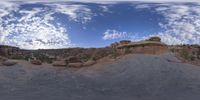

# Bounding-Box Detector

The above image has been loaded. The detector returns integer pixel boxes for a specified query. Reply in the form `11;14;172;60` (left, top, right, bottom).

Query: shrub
124;47;131;54
190;55;195;61
10;55;24;60
180;49;189;60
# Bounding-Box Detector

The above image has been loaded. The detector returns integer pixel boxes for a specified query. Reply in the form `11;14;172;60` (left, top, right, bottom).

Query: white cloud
100;6;110;12
103;29;131;40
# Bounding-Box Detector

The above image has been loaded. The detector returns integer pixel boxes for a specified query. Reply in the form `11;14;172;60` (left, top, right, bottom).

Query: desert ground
0;53;200;100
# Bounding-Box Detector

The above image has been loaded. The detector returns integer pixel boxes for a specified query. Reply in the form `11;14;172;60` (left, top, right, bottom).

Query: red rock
52;60;67;67
2;60;17;66
65;56;82;63
30;60;42;65
68;62;83;68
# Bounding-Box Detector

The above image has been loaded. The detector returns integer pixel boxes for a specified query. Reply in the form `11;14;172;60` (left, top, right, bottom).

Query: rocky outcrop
65;56;82;63
0;56;7;62
68;62;83;68
2;60;17;66
52;60;67;67
110;42;119;48
119;40;131;45
147;36;161;42
117;37;168;55
0;45;20;57
30;60;42;65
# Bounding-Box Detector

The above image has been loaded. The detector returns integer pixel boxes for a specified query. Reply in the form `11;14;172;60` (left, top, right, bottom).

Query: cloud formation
47;4;93;24
0;2;73;49
2;0;200;3
135;3;200;45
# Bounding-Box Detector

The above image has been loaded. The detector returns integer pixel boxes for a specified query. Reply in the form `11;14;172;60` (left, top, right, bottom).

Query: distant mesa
110;36;167;55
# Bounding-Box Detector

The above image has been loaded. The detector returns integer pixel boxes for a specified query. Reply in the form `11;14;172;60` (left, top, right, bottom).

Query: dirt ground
0;53;200;100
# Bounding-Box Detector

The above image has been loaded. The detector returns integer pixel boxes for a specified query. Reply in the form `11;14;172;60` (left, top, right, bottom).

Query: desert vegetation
169;44;200;65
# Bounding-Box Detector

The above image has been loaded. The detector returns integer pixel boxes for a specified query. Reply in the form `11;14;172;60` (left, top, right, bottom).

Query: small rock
68;62;83;68
2;60;17;66
0;56;7;62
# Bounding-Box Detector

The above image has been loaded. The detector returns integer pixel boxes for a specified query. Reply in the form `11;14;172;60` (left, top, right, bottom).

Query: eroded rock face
128;45;168;55
0;45;20;57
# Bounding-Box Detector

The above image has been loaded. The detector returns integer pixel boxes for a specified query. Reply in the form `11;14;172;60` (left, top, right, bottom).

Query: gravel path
0;53;200;100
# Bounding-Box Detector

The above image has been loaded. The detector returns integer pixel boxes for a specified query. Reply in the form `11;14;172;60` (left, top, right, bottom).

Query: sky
0;0;200;49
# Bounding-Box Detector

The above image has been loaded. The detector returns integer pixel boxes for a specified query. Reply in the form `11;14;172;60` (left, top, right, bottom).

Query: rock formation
116;37;168;55
52;60;67;66
2;60;17;66
68;62;83;68
147;36;161;42
30;60;42;65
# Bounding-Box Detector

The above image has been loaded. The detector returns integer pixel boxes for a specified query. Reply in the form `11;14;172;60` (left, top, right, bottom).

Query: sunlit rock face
0;1;200;49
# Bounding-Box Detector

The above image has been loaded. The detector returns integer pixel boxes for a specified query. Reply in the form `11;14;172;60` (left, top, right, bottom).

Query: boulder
30;60;42;65
65;56;82;63
68;62;83;68
2;60;17;66
83;60;96;66
0;56;7;62
52;60;67;67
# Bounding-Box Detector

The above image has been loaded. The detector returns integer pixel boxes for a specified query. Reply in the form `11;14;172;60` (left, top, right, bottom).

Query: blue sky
0;1;200;49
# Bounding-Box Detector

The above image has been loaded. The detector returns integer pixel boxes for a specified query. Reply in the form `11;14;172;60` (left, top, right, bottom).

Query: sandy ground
0;53;200;100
